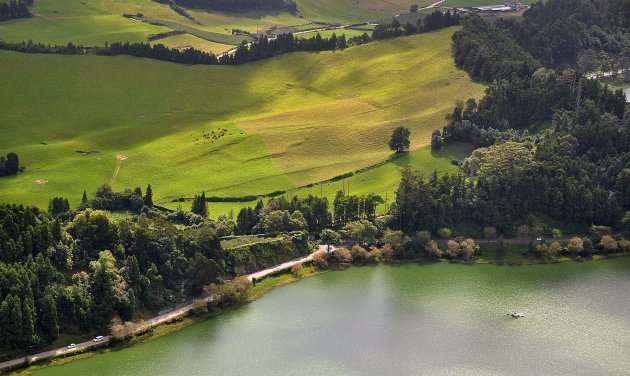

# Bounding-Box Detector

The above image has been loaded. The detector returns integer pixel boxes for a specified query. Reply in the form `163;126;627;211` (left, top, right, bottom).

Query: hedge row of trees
0;32;350;66
0;0;30;21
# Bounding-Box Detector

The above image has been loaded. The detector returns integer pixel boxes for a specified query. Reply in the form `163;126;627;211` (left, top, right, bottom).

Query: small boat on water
508;311;525;318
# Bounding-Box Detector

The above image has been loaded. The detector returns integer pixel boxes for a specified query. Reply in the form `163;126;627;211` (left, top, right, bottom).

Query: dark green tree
389;126;411;153
143;184;153;207
191;191;208;217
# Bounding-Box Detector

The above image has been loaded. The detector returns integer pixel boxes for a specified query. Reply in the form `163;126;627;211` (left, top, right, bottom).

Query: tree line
0;31;351;66
0;0;30;21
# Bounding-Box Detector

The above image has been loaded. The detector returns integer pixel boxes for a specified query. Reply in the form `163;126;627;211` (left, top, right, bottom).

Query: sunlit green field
0;28;484;215
0;0;385;47
151;33;234;54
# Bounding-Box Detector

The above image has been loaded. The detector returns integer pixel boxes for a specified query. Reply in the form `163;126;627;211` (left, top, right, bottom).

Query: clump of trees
0;152;20;176
80;184;154;213
0;0;31;21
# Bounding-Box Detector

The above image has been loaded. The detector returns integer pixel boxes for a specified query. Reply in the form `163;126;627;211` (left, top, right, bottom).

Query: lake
32;258;630;375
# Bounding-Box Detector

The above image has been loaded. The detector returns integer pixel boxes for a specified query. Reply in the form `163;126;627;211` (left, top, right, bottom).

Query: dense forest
0;186;311;352
0;0;30;21
417;8;630;235
496;0;630;71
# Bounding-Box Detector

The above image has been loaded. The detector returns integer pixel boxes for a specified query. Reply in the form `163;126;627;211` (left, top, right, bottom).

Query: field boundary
170;152;405;203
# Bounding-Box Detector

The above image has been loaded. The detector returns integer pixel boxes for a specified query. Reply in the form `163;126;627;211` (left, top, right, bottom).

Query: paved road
421;0;446;9
0;250;318;372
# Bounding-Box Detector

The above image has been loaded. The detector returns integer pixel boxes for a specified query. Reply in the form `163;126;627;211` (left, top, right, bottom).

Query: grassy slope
0;0;173;45
0;0;383;47
0;27;485;212
152;33;234;54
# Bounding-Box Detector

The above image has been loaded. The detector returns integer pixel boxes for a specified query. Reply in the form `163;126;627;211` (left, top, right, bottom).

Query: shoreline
6;250;630;374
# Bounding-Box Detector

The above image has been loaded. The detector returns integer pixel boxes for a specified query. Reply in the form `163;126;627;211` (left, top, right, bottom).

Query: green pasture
152;33;234;54
0;27;485;214
0;0;174;45
0;0;388;47
296;28;369;39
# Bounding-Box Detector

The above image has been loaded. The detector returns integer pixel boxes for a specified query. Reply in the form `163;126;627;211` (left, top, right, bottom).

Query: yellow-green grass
296;28;369;39
0;28;484;211
353;0;436;14
0;0;174;45
0;0;381;47
152;33;233;54
171;143;473;217
294;0;385;24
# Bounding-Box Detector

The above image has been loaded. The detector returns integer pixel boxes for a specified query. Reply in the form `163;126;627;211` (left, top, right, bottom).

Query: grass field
296;28;370;39
0;0;386;47
0;0;174;45
0;27;485;215
152;33;234;54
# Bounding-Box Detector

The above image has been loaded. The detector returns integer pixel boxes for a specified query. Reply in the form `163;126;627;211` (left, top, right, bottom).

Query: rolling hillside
0;27;485;214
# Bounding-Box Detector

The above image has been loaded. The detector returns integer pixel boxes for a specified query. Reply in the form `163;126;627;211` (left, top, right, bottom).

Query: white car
67;343;76;349
93;336;104;342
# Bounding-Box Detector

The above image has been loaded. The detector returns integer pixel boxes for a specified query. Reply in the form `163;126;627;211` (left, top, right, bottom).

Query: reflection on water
34;258;630;376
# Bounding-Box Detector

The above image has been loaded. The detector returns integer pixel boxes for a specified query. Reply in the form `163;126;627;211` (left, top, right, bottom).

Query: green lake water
32;258;630;375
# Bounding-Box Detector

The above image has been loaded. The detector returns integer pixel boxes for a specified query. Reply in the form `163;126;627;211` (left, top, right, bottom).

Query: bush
437;228;452;239
191;298;208;315
424;240;442;258
312;251;329;269
205;276;250;308
380;244;395;262
334;247;352;263
290;263;303;276
599;235;618;253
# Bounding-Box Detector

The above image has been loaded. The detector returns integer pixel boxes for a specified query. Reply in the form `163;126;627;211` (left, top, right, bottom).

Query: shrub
424;240;442;258
350;244;369;263
437;228;452;239
567;237;583;257
312;251;329;269
599;235;618;253
334;247;352;263
191;298;208;315
380;244;395;262
291;263;303;276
